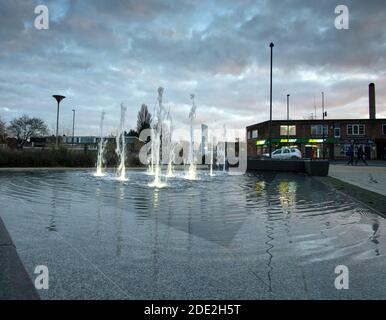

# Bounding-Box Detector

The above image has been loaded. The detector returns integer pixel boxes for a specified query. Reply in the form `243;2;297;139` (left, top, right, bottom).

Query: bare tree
0;116;6;142
7;115;48;147
136;104;152;135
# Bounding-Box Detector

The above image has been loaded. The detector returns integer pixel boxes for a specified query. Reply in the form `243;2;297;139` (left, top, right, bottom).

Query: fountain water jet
94;111;106;177
216;125;227;174
147;104;156;176
209;134;215;176
166;107;175;178
116;104;128;181
185;94;197;180
149;87;167;188
222;124;227;173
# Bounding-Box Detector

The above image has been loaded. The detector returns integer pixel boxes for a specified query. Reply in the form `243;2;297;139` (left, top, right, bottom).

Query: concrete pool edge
316;176;386;219
0;217;40;300
247;159;330;176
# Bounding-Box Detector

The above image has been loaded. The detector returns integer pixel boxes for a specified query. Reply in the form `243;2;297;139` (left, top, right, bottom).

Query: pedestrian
346;144;354;166
355;145;368;166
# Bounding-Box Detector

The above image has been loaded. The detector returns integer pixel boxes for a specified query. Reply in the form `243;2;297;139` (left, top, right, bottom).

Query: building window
252;130;258;139
311;125;328;136
382;124;386;135
280;125;296;136
347;124;365;135
247;131;252;139
334;128;341;138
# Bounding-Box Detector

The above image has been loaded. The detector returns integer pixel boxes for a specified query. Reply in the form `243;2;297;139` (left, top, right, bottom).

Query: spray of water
209;134;215;176
147;101;157;176
222;124;227;173
149;87;167;188
185;94;197;180
147;127;155;175
166;107;175;178
94;111;106;177
116;104;128;181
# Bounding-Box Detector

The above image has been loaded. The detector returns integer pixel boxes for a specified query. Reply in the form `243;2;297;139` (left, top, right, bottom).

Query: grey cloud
0;0;385;135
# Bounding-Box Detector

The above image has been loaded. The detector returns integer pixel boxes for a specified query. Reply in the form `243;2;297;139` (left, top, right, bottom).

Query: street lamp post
269;42;274;158
72;109;75;147
322;91;325;159
287;94;290;147
52;95;65;148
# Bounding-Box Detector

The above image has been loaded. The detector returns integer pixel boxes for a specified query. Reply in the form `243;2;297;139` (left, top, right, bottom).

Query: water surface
1;169;386;299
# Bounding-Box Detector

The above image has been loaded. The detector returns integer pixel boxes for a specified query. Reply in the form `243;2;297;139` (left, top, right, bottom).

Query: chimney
369;83;376;119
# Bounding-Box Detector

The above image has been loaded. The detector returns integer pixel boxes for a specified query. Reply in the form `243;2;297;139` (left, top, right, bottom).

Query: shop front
375;139;386;160
336;138;377;160
255;138;336;159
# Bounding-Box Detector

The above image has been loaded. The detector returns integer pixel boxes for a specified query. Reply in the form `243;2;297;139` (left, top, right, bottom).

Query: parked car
263;147;302;159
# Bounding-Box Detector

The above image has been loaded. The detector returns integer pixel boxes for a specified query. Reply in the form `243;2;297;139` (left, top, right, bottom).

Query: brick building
246;83;386;160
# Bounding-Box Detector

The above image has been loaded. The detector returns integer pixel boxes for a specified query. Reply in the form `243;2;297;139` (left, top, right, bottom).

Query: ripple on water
0;169;385;292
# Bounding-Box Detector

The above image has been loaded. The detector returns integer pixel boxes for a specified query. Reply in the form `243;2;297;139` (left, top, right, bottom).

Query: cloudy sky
0;0;385;136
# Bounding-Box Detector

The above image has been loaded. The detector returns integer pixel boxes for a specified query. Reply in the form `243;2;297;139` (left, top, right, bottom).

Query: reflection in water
277;180;297;213
47;184;59;232
95;187;102;238
264;179;278;293
255;181;265;196
114;184;125;257
371;223;379;244
152;188;160;209
152;209;160;282
371;222;380;256
1;170;386;299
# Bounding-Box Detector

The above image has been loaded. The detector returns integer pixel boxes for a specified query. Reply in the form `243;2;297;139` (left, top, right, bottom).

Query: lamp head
53;95;66;103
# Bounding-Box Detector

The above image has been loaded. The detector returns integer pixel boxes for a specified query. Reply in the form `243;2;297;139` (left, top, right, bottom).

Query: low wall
0;217;39;300
247;158;329;176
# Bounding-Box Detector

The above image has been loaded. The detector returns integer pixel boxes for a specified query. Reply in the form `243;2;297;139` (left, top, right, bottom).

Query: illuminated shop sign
280;138;297;143
256;140;266;145
308;139;325;143
256;138;336;145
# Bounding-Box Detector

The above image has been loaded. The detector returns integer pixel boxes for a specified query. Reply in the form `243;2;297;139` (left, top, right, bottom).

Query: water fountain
185;94;197;180
166;107;175;178
147;104;156;176
209;134;215;176
94;111;106;177
116;103;128;181
148;87;167;188
222;124;227;172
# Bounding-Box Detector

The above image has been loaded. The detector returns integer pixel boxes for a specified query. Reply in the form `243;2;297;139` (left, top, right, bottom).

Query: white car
263;147;302;159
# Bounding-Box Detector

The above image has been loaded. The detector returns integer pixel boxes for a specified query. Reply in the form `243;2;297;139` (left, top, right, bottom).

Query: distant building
246;83;386;160
125;135;145;153
28;135;144;154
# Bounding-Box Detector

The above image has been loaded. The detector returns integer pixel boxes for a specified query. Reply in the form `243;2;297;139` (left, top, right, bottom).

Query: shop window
280;125;296;136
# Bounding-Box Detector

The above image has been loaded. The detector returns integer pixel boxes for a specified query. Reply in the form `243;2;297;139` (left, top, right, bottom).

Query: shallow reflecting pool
1;169;386;299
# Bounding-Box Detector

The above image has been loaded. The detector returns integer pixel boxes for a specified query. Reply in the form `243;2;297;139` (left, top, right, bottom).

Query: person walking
355;145;368;166
346;144;354;166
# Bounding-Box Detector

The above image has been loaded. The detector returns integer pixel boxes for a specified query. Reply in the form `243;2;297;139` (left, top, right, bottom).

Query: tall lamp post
287;94;290;147
52;95;65;148
322;91;325;159
72;109;76;146
269;42;274;158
